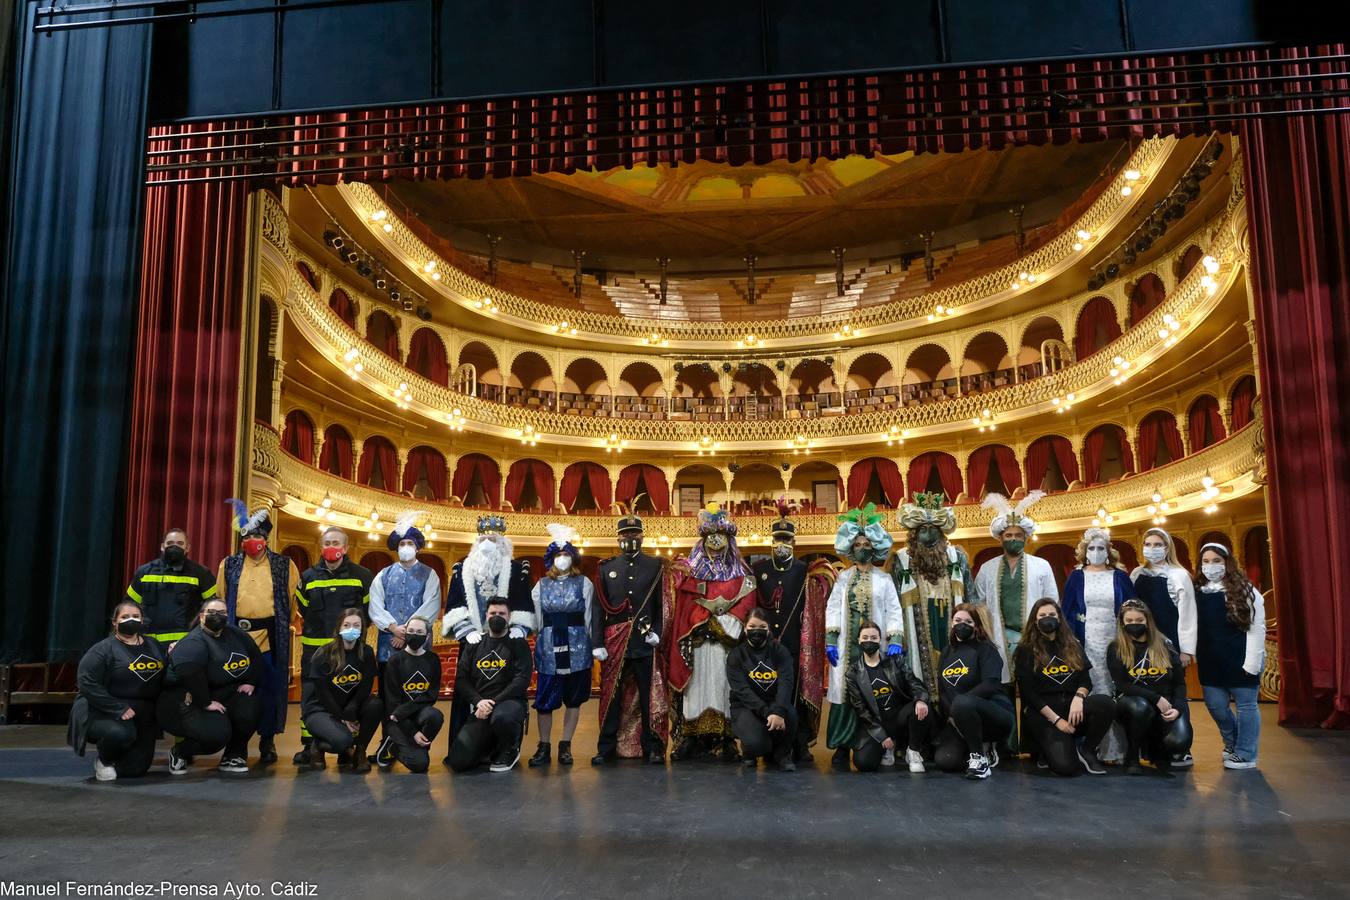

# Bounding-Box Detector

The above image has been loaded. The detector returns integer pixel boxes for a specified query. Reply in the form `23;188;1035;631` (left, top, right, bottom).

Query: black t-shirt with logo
936;639;1005;712
864;661;904;732
1106;638;1184;706
1013;639;1092;713
383;648;444;722
76;635;168;718
455;634;532;706
727;642;796;719
164;624;262;707
302;643;377;719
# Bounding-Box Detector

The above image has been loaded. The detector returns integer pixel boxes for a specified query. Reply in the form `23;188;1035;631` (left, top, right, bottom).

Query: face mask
1086;547;1108;565
951;622;975;642
1143;545;1168;563
704;535;728;554
487;615;508;636
405;633;427;651
553;555;572;573
241;537;266;557
1002;539;1026;556
859;640;881;657
772;543;793;561
1202;562;1227;582
620;536;642;555
398;545;417;563
916;526;941;547
1123;622;1149;638
116;618;143;637
162;546;186;566
339;627;362;643
746;629;770;648
204;611;227;632
851;546;874;564
1036;616;1060;635
321;546;344;564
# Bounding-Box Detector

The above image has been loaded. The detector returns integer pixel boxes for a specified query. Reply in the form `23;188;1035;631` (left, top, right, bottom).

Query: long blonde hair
1141;528;1181;569
1074;527;1124;569
1114;599;1171;671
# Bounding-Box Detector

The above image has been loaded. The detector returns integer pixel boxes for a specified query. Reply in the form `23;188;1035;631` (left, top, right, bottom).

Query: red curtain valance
560;461;612;513
357;436;398;489
319;424;353;479
1188;396;1227;450
407;328;448;386
616;463;670;514
402;446;447;499
967;444;1021;498
281;409;314;464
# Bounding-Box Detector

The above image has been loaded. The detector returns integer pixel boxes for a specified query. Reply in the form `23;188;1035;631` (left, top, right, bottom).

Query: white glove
464;631;483;645
644;631;661;647
509;625;526;639
440;614;453;638
592;648;609;661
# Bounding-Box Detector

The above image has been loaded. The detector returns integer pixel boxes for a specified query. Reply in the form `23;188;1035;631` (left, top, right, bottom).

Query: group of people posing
70;490;1267;783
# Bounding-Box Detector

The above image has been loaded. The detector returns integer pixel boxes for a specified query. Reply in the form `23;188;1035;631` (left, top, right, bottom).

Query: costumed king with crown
750;501;836;762
665;503;759;761
824;503;904;765
893;493;975;697
591;506;669;765
975;491;1059;681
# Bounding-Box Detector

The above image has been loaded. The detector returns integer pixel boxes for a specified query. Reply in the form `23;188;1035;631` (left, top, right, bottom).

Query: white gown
1082;569;1125;762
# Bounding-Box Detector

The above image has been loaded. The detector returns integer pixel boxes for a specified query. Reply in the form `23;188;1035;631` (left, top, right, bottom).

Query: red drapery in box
505;459;555;511
908;452;962;501
281;409;314;464
560;461;613;513
452;453;501;508
1137;411;1184;471
846;458;876;508
1231;376;1257;429
1074;297;1121;361
1129;274;1167;325
367;310;399;360
407;328;449;386
402;446;447;499
967;444;1021;497
329;289;355;328
846;457;903;508
319;425;353;479
1025;435;1080;490
1083;425;1133;484
1188;396;1227;450
357;436;398;489
616;463;670;513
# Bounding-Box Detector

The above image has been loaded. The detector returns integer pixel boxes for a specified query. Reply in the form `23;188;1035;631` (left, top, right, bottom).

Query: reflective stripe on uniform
306;578;366;589
140;574;201;585
201;583;218;598
126;585;142;602
295;590;308;608
300;636;332;646
148;631;189;641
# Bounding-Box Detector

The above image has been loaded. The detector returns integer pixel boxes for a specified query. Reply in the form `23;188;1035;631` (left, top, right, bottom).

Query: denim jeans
1202;685;1260;762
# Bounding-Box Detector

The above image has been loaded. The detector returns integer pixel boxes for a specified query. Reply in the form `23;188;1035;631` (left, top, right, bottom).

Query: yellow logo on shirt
403;677;432;694
476;650;506;680
1128;664;1168;678
1041;656;1073;685
749;662;778;688
223;651;251;678
128;654;164;682
941;662;969;686
332;664;362;692
872;681;893;701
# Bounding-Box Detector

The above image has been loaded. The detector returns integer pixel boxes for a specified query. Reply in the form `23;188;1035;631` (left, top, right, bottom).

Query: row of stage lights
1091;475;1230;530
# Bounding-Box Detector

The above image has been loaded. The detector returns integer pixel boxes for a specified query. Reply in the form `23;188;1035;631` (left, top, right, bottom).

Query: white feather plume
243;507;270;534
980;492;1013;518
546;522;579;546
1013;490;1046;517
393;510;426;538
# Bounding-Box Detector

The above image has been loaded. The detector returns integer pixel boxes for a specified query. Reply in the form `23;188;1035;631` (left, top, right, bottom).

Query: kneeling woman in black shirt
69;601;167;781
376;615;444;773
933;603;1014;780
1107;600;1193;775
727;608;799;772
1014;599;1116;776
157;598;263;775
301;608;382;772
845;621;933;772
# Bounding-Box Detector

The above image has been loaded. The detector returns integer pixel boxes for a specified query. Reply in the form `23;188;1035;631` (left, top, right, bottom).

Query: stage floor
2;703;1347;898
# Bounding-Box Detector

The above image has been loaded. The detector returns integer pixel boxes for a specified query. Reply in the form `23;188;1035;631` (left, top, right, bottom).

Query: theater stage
2;705;1347;898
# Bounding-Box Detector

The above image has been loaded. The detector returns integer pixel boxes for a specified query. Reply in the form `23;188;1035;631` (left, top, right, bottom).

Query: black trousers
853;701;932;772
1021;693;1117;776
732;706;798;763
597;654;660;757
1116;695;1194;767
306;696;384;756
447;698;526;772
86;711;158;777
388;706;445;773
935;693;1016;772
157;690;260;760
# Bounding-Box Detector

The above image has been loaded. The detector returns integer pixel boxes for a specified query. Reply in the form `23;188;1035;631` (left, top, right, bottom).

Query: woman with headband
1193;542;1266;769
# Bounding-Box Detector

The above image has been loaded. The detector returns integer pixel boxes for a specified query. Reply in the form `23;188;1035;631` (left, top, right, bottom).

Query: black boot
591;751;614;766
646;749;665;765
257;736;277;765
670;739;696;761
351;744;371;773
557;741;573;766
292;740;312;766
741;755;757;769
831;746;851;767
528;742;551;768
720;740;742;763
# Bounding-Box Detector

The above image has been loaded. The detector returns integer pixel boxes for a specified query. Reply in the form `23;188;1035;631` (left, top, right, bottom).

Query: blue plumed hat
387;510;427;551
226;499;272;537
544;523;580;569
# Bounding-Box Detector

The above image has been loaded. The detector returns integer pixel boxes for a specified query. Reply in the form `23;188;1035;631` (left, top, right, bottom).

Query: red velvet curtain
873;458;904;507
1083;428;1107;484
403;446;447;499
616;463;669;513
967;446;993;497
1074;297;1121;360
357;437;398;489
281;410;314;464
905;455;931;501
1138;412;1183;471
1051;435;1080;485
1129;275;1166;325
1242;54;1350;726
1025;436;1078;490
560;462;610;512
125;125;248;575
329;289;355;328
1188;396;1227;450
407;328;449;385
587;463;613;512
846;458;877;507
505;459;555;511
367;310;399;360
968;445;1021;497
933;452;963;500
1231;376;1257;429
1023;439;1051;492
452;454;501;508
319;425;353;479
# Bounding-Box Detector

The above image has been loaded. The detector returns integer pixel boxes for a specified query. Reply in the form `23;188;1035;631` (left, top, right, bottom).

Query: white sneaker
217;756;249;774
1221;747;1237;764
168;745;189;776
93;759;117;782
1172;753;1194;768
905;749;925;773
880;747;896;767
1223;755;1258;770
965;752;991;780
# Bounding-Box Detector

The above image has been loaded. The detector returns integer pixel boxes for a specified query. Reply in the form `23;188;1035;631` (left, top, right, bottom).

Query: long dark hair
1014;598;1086;671
1194;545;1255;628
314;608;370;675
950;602;990;643
110;600;143;636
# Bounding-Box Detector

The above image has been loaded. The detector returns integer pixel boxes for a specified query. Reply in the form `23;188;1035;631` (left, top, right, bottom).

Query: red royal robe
664;558;759;694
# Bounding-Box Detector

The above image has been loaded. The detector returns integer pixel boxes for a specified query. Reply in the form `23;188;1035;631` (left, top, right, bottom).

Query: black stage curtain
0;4;152;663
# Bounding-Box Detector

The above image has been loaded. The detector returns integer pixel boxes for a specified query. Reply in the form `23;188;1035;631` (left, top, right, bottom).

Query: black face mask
1123;623;1149;639
746;629;770;648
487;615;508;636
162;545;186;567
951;622;975;643
405;633;428;651
620;537;642;556
116;618;143;637
1036;616;1060;635
859;640;881;657
203;611;227;632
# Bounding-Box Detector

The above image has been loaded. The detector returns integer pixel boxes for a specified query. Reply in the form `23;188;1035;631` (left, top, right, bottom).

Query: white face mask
397;544;417;563
1142;545;1168;563
553;554;572;573
1086;546;1108;566
1202;562;1227;583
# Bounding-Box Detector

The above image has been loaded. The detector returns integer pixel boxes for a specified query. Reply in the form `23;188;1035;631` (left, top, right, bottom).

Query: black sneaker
776;757;797;773
489;743;522;773
645;750;665;765
218;756;249;774
557;740;573;766
591;752;613;766
984;742;1000;768
741;756;757;769
527;742;551;768
1077;746;1107;775
831;746;851;768
965;752;991;780
375;736;396;771
168;745;189;776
